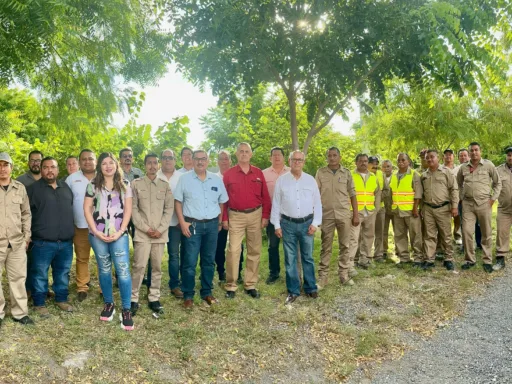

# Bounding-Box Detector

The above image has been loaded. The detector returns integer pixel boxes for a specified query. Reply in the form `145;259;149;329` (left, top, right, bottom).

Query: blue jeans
31;240;73;307
281;218;317;296
89;234;132;309
181;219;218;300
167;225;182;290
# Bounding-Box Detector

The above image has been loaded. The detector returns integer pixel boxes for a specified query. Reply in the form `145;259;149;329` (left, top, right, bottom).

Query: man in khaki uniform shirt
493;147;512;271
456;142;501;272
316;147;359;287
130;154;174;314
421;150;459;271
0;152;34;326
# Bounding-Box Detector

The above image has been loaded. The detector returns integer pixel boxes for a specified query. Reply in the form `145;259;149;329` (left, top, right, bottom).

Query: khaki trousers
383;212;394;255
131;242;165;302
73;227;92;293
423;205;454;262
496;210;512;258
453;215;462;241
393;214;423;262
0;245;28;320
374;209;386;257
462;200;493;264
226;208;262;291
349;212;377;267
318;212;352;282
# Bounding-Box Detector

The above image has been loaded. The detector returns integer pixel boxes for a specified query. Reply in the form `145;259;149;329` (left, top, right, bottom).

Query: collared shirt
262;166;290;202
177;167;193;174
456;159;501;205
0;179;31;253
270;171;322;229
157;169;182;226
27;179;74;241
222;165;271;221
315;165;356;220
65;170;94;228
174;171;228;220
16;171;38;188
496;163;512;214
215;171;224;180
123;167;144;182
421;167;459;208
131;176;174;243
390;168;423;218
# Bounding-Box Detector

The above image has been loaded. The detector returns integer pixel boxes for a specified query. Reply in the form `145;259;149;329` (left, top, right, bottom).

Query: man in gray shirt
16;150;43;187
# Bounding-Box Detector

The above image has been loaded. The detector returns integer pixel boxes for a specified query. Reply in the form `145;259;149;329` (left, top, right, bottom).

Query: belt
282;214;314;223
230;206;261;214
424;201;450;209
184;216;218;223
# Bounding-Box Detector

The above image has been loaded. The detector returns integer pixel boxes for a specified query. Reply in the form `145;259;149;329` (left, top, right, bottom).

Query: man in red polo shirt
222;143;271;298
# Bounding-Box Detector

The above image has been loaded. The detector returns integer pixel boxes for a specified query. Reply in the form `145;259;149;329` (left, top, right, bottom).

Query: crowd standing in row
0;141;511;330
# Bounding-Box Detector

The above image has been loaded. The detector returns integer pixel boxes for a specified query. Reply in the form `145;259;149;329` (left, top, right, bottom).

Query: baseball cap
368;156;379;163
0;152;13;165
505;147;512;154
443;149;454;154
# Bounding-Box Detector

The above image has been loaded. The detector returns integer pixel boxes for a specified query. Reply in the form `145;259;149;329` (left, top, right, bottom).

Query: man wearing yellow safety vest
348;154;381;275
368;156;386;262
390;153;424;265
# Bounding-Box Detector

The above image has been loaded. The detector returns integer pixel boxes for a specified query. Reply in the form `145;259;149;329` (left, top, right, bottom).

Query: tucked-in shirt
123;167;144;182
421;167;459;208
131;176;174;243
222;165;271;221
262;166;290;203
270;171;322;229
174;171;228;220
456;159;501;205
16;171;38;188
0;179;31;253
315;166;356;220
496;163;512;214
66;171;94;228
27;179;74;241
157;169;182;226
390;168;423;218
85;180;133;236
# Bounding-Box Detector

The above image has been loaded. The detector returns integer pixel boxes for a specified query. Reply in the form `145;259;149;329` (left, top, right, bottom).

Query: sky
113;64;359;148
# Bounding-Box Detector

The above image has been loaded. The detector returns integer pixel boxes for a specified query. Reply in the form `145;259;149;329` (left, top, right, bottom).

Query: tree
169;0;509;155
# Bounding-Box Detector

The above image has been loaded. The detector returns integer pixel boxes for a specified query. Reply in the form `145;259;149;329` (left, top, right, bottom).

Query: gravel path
350;268;512;384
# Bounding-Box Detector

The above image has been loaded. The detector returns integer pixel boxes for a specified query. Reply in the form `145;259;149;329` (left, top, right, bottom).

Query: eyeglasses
122;154;133;159
29;159;42;164
193;157;208;163
162;156;175;161
42;165;58;170
291;158;304;163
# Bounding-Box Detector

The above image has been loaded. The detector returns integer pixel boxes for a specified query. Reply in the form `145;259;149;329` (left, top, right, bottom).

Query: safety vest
390;170;416;211
374;169;385;208
351;171;377;211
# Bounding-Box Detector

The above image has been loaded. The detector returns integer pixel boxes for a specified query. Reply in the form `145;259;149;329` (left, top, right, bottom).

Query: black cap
443;149;454;154
368;156;379;163
505;147;512;154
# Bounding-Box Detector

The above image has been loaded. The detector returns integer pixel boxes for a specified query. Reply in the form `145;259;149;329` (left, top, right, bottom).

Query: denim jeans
89;234;132;310
167;225;182;290
281;218;317;296
215;228;244;278
266;223;281;278
31;240;73;307
181;219;218;300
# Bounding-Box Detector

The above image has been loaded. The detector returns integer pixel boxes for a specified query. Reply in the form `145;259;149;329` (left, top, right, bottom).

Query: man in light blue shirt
174;149;228;309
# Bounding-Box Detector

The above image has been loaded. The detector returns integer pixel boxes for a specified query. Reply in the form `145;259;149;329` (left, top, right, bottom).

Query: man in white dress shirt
271;150;322;304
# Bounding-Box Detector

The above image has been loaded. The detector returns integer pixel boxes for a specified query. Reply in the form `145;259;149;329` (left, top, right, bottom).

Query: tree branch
266;59;289;95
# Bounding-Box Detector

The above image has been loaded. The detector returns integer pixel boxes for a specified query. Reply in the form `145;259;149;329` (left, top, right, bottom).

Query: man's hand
180;222;192;238
489;199;495;207
222;221;229;231
412;208;419;218
275;228;283;238
307;225;317;235
451;208;459;217
261;218;269;228
352;214;360;227
151;230;162;239
26;241;30;250
146;228;155;237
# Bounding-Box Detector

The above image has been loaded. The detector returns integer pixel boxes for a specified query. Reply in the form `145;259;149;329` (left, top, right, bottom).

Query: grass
0;221;506;383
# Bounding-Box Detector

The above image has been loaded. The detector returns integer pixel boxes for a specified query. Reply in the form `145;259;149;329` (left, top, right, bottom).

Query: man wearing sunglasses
119;148;143;182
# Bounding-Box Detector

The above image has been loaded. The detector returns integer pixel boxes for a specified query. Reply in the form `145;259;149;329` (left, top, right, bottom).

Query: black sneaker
443;261;455;271
285;294;298;305
120;309;134;331
266;275;279;285
493;256;505;271
435;253;444;261
130;302;139;316
461;262;476;270
100;303;115;321
225;291;236;299
483;264;493;274
148;301;163;313
13;316;35;325
422;262;435;271
245;289;260;299
412;261;424;268
77;292;87;302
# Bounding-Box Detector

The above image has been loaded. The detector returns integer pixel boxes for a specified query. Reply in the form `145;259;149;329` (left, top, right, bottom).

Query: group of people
0;141;510;330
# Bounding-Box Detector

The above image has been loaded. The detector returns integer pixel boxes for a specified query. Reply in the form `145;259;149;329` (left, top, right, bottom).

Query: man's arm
260;171;271;220
270;178;282;229
156;185;174;235
490;164;502;203
20;186;32;245
130;183;151;233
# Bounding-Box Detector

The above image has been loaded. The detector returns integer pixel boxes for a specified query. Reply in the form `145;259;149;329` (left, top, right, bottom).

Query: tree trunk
287;89;299;150
302;131;315;157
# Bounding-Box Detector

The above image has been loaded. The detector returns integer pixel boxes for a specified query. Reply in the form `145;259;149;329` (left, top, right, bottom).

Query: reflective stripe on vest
375;169;385;208
351;171;377;211
390;171;415;211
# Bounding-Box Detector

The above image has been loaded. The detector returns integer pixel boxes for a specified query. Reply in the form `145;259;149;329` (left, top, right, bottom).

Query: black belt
424;201;450;209
184;216;217;223
230;206;261;214
282;214;314;223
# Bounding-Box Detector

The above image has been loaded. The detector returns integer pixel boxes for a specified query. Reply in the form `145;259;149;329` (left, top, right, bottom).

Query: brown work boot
171;288;184;299
183;299;193;309
34;306;50;318
202;296;218;306
55;302;74;312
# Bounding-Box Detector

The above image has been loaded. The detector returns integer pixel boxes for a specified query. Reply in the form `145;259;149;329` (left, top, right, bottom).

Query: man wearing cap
0;153;34;326
494;147;512;271
442;149;463;246
457;142;501;272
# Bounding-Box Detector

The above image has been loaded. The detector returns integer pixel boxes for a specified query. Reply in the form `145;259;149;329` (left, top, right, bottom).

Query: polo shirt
16;171;38;188
123;167;144;182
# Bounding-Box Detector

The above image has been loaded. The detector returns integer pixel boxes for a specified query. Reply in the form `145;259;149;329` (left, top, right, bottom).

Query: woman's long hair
91;152;127;194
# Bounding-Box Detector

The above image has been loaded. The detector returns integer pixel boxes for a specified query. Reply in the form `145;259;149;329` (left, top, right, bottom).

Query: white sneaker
455;239;463;245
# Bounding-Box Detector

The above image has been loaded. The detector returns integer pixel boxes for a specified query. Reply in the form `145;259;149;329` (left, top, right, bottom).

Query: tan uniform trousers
226;208;262;291
0;245;28;320
374;209;386;258
462;200;493;264
318;212;352;283
453;215;462;241
73;227;92;293
393;214;423;262
349;211;377;268
383;212;394;255
423;205;454;262
496;210;512;258
131;242;165;302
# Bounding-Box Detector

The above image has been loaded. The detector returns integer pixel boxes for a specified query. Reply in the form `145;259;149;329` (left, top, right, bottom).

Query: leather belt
229;206;261;214
282;214;314;223
424;201;450;209
184;216;217;223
